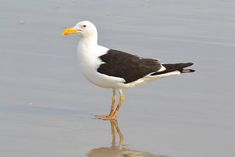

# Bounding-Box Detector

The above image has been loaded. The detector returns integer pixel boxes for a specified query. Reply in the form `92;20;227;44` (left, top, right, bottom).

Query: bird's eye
83;25;86;28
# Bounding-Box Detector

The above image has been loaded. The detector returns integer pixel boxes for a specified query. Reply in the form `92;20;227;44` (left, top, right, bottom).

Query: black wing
151;63;195;75
97;49;162;83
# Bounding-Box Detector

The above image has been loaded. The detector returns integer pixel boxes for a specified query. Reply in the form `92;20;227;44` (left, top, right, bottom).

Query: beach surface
0;0;235;157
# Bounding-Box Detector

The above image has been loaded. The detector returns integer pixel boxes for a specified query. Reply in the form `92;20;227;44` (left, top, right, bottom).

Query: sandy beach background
0;0;235;157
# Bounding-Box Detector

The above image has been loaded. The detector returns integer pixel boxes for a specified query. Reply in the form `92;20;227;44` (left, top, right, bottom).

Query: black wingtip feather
152;62;195;75
179;62;195;73
181;69;195;73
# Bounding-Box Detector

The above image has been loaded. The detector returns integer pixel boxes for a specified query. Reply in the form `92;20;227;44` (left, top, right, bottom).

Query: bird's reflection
87;120;166;157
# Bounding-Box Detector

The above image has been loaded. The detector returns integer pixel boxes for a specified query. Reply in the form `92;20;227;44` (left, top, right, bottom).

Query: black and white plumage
98;49;194;84
62;21;194;120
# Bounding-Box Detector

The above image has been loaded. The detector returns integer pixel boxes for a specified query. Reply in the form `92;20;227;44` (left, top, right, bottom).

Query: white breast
77;43;125;88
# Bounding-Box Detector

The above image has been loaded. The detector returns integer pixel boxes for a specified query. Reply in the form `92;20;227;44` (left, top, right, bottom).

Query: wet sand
0;0;235;157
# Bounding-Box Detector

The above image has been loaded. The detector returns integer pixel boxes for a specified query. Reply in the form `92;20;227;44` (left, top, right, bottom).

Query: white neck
81;32;98;45
77;34;99;65
78;34;98;51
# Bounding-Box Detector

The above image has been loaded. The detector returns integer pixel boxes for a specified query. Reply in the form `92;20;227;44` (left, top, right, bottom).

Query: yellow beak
62;27;80;36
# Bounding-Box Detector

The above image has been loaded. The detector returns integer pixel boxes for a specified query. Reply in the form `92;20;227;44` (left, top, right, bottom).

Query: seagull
62;21;194;120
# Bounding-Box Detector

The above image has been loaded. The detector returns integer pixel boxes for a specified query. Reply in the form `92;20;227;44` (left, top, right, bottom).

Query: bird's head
62;21;97;38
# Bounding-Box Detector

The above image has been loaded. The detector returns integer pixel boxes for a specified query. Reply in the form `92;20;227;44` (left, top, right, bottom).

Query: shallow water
1;0;235;157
